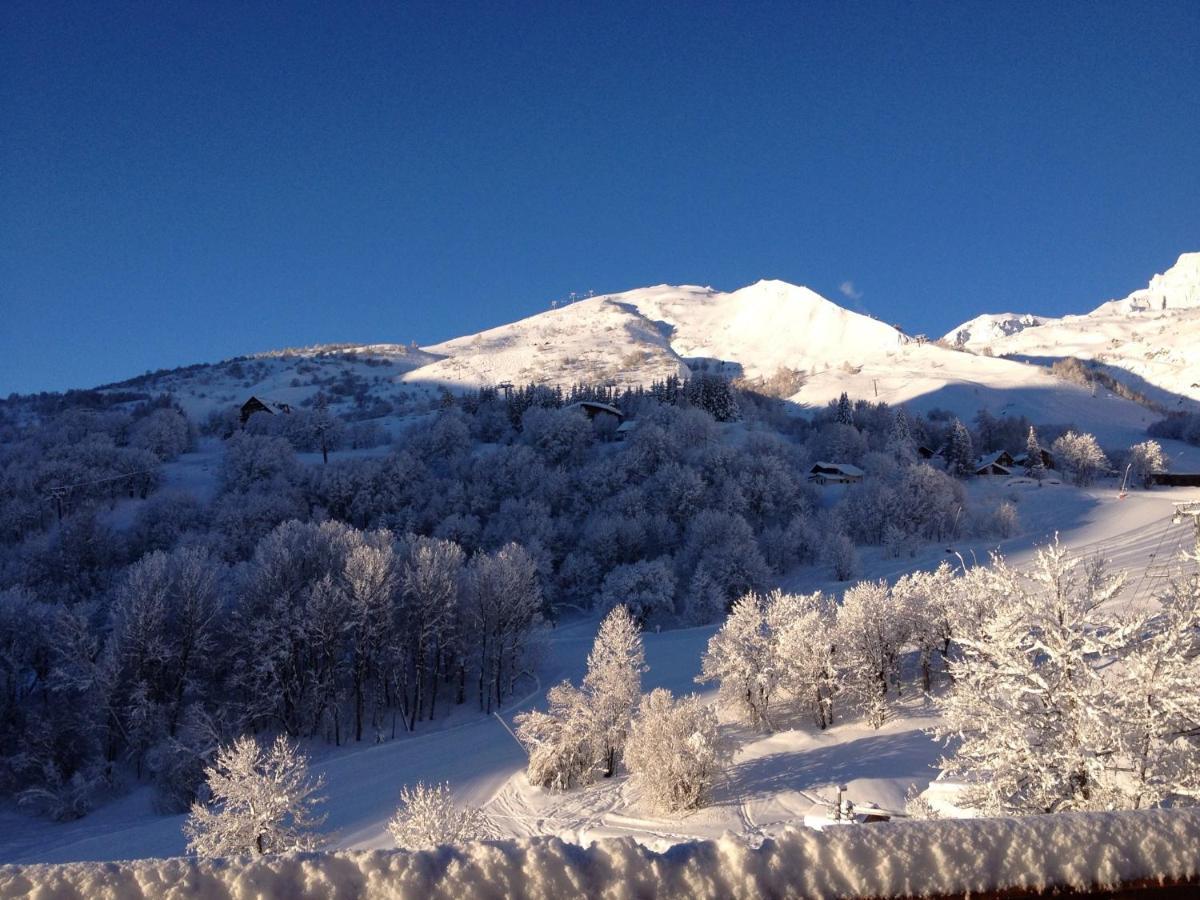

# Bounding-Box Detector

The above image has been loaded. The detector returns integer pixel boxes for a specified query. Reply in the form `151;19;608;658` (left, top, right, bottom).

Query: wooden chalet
1012;449;1054;470
973;450;1014;476
565;400;624;423
809;462;865;485
240;396;292;425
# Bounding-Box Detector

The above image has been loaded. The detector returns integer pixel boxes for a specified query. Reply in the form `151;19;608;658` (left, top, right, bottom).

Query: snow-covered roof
811;461;865;477
564;400;623;417
242;396;291;415
974;450;1012;468
616;420;638;432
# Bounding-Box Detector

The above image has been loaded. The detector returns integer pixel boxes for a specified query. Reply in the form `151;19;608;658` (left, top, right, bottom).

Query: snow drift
3;809;1196;899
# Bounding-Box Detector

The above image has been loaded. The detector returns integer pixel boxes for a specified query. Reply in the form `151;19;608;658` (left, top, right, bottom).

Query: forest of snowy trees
0;374;1153;824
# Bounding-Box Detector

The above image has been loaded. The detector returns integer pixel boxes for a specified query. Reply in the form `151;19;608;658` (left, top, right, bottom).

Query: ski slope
2;479;1195;866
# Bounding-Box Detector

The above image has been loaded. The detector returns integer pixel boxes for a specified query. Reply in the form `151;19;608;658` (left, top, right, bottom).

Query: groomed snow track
3;808;1196;899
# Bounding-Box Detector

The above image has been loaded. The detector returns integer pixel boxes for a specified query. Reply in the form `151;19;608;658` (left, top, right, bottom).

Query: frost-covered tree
596;559;676;624
387;781;493;850
891;563;957;692
184;735;326;857
515;681;598;790
342;540;398;742
582;606;646;777
400;536;465;728
1051;431;1109;486
825;532;860;582
698;593;777;731
836;580;909;727
1127;440;1166;489
1024;426;1046;481
465;543;543;713
933;540;1129;814
887;408;917;464
624;689;728;813
770;591;838;728
945;419;975;478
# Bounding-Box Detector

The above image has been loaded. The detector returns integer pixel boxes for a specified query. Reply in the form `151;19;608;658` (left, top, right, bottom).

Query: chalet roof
811;461;865;477
565;400;624;418
242;396;291;415
616;420;638;432
974;450;1014;469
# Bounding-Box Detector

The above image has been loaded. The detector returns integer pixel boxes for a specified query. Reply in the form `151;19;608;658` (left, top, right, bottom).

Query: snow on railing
1;809;1197;899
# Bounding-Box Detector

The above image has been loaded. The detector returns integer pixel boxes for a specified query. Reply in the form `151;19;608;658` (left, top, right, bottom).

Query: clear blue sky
2;0;1197;395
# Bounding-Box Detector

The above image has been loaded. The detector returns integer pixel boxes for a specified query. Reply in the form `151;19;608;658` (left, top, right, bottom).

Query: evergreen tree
887;409;917;464
946;419;975;478
1024;426;1046;482
835;392;854;426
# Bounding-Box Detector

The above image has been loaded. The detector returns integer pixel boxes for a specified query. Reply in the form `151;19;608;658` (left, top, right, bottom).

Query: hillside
944;253;1200;413
21;255;1189;458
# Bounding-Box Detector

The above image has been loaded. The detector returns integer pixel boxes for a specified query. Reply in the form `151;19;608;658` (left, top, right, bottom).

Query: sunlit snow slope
944;253;1200;411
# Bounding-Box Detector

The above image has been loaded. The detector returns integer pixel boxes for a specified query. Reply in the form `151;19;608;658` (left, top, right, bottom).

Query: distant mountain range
60;252;1198;450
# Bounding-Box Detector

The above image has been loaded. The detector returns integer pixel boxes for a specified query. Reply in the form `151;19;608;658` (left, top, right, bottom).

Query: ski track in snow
2;482;1197;865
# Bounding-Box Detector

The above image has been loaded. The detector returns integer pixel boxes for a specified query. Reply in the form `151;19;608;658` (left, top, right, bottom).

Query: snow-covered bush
387;781;493;850
624;689;728;812
184;734;326;857
1051;431;1109;486
515;682;598;791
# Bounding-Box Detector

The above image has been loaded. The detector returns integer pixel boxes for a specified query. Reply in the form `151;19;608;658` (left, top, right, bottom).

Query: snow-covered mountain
944;253;1200;412
942;313;1055;350
66;255;1194;446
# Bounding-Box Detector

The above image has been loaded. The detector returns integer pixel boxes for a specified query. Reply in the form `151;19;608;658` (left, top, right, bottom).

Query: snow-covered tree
582;606;646;777
515;681;598;790
184;735;326;857
933;540;1128;814
596;559;676;625
892;563;958;692
698;593;777;731
835;392;854;426
887;408;917;464
465;543;543;713
1051;431;1109;486
945;419;975;478
770;591;838;728
1127;440;1166;489
1098;576;1200;809
836;580;908;727
825;532;860;582
1024;426;1046;481
387;781;493;850
624;689;728;813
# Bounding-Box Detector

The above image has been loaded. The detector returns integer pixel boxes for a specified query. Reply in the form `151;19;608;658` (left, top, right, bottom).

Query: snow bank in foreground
3;810;1197;899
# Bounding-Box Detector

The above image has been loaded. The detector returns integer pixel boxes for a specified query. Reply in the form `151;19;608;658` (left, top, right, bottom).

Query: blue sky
2;0;1197;394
